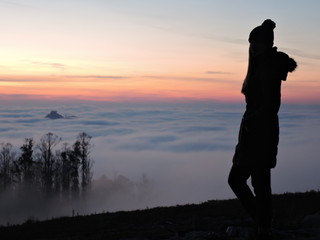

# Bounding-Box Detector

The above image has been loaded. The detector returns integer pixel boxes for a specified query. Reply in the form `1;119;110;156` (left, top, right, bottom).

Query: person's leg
228;164;256;220
251;167;272;234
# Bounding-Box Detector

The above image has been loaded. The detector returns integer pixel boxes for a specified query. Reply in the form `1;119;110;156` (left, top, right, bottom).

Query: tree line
0;132;93;200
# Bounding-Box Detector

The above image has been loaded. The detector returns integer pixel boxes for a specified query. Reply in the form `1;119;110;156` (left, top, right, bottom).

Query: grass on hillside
0;191;319;240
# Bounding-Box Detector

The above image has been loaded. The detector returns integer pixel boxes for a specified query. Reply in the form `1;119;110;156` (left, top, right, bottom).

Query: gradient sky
0;0;319;103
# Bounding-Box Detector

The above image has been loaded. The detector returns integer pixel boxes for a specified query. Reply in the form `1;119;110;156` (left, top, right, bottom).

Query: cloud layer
0;101;319;223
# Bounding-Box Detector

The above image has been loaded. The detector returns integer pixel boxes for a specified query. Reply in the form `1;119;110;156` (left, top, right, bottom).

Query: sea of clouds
0;100;319;223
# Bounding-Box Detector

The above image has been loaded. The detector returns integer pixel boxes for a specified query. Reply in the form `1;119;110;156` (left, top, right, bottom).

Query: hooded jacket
233;47;297;168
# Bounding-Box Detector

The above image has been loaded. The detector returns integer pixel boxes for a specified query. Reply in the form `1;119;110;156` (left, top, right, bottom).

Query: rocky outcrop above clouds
45;111;64;119
45;111;77;120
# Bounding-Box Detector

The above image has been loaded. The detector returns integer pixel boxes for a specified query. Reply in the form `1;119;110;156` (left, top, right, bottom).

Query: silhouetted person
228;19;297;240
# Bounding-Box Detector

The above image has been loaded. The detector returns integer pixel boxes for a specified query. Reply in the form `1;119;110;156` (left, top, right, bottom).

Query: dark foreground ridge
1;191;320;240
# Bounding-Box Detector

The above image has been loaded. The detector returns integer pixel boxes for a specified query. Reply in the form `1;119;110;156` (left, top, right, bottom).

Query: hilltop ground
1;191;320;240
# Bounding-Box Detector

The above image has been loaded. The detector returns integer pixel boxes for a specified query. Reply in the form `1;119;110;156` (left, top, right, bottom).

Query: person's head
249;19;276;55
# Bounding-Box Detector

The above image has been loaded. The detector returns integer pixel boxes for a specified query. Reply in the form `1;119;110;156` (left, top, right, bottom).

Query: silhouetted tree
18;138;34;185
73;132;93;197
60;143;72;198
53;152;62;197
0;132;94;201
69;145;80;199
0;143;16;192
37;132;61;196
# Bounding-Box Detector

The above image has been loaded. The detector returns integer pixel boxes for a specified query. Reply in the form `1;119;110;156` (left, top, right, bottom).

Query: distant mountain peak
46;111;64;120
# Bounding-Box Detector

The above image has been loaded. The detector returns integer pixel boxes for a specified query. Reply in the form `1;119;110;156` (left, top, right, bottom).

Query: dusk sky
1;0;319;103
0;1;320;223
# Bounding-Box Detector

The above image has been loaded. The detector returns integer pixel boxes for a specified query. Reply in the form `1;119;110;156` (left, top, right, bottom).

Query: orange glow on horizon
0;73;241;100
0;68;319;104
